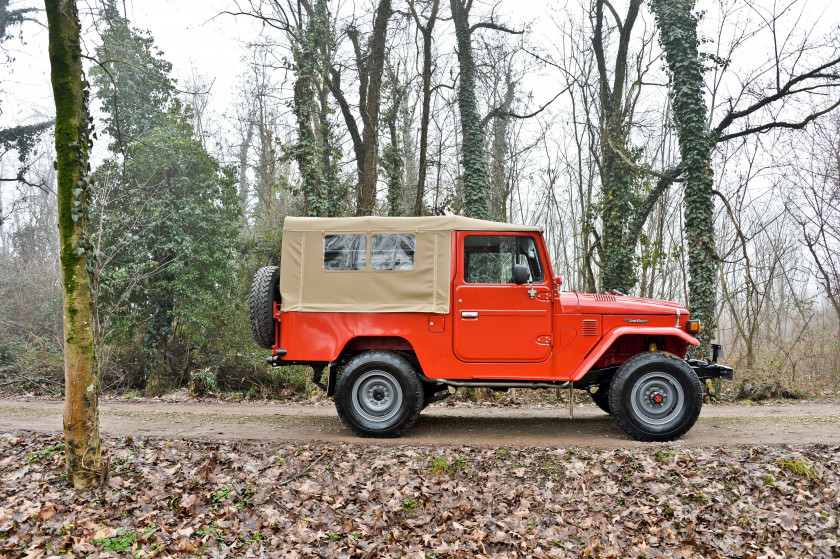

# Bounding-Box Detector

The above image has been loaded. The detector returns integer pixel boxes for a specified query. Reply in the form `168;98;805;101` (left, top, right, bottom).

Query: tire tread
249;266;280;350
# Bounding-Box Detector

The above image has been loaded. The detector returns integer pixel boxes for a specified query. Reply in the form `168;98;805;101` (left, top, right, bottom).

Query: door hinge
536;291;553;302
536;335;553;346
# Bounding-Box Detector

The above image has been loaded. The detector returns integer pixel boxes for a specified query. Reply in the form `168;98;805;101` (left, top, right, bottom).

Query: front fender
568;326;699;381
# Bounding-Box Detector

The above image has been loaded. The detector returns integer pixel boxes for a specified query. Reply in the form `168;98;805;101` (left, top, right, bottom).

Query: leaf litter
0;432;838;558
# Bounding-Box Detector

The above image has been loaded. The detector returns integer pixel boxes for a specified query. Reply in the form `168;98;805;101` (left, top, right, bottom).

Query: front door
453;233;553;363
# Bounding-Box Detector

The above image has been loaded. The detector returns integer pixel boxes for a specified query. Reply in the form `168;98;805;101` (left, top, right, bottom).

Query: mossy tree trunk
650;0;717;350
450;0;490;220
45;0;102;490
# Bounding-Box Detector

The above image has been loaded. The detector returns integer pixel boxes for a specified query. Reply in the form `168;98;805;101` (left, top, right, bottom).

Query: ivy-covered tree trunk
651;0;717;350
293;0;335;217
45;0;102;490
451;0;490;220
293;38;324;217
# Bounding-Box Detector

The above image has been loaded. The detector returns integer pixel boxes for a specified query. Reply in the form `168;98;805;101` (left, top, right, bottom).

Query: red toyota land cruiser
249;216;733;441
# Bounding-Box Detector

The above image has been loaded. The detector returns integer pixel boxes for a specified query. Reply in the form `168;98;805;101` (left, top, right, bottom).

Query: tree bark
45;0;102;490
450;0;490;220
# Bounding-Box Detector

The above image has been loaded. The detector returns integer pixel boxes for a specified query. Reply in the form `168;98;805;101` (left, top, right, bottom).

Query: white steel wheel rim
351;370;404;423
629;371;685;426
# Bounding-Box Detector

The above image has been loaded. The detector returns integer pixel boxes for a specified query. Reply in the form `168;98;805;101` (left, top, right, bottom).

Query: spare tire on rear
249;266;280;349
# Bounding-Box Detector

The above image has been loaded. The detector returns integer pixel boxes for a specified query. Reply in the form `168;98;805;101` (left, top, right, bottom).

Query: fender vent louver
582;319;599;336
594;294;617;302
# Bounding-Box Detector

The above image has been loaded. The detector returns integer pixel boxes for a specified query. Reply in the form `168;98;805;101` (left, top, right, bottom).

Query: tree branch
629;164;683;238
469;22;522;35
717;97;840;142
480;87;568;128
713;55;840;137
605;136;684;182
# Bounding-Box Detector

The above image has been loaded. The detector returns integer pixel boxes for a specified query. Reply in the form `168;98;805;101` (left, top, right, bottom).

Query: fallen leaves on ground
0;432;838;558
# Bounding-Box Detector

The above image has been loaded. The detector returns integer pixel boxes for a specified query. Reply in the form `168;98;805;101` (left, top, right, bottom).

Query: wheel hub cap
629;371;685;426
351;370;403;423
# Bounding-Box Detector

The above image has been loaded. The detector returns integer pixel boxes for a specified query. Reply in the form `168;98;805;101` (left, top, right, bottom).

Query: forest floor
2;399;839;557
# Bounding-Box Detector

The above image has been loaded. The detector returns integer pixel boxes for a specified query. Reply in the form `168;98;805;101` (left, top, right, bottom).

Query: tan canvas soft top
279;216;542;314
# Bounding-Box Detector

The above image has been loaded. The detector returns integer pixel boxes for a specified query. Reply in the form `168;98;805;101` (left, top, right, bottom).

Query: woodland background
1;0;839;399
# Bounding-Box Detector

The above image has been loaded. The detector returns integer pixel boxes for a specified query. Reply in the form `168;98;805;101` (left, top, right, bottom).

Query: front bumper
688;360;735;382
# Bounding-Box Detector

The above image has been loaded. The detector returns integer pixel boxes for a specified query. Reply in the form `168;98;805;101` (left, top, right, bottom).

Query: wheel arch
569;326;699;382
328;336;425;395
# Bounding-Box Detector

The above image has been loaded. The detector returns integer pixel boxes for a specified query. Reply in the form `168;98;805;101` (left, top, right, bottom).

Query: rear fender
568;326;699;381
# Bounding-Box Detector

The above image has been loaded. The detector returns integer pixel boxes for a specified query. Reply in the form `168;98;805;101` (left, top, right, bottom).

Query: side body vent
582;319;599;336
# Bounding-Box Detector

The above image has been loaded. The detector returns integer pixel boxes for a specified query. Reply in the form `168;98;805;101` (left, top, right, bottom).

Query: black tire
590;389;612;414
334;351;424;438
609;352;702;442
249;266;280;350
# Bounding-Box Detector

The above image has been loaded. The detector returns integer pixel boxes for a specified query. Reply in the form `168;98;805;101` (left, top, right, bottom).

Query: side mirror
512;264;529;284
554;275;563;286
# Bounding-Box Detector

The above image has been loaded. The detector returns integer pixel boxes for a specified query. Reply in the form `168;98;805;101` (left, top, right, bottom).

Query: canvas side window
464;235;544;283
371;234;415;270
324;234;366;270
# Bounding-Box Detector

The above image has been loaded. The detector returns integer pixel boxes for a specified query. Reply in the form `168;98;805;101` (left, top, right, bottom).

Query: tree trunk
45;0;102;490
489;74;514;221
237;120;254;217
355;0;391;215
451;0;490;220
411;0;439;216
592;0;643;294
651;0;717;350
382;70;405;216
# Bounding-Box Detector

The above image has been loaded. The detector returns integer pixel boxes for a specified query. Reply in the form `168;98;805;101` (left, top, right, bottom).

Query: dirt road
1;397;838;447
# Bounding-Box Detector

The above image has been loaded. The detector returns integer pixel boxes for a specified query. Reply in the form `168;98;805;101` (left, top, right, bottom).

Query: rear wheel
609;352;702;442
249;266;280;349
335;351;424;438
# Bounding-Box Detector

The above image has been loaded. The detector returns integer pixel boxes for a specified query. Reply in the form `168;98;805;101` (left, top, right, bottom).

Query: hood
575;292;688;316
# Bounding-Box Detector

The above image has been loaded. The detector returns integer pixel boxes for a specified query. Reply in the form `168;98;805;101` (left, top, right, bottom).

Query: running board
419;374;571;391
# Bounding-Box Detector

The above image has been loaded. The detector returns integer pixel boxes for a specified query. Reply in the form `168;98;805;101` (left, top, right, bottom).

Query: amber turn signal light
686;319;701;334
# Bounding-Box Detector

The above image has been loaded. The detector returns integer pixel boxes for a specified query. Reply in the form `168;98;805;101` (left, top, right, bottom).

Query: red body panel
275;231;700;381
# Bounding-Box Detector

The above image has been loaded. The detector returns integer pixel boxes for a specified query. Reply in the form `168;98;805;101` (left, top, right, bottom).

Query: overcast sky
1;0;836;177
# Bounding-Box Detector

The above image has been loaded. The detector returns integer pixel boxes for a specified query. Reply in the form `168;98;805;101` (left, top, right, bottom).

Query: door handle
461;311;479;319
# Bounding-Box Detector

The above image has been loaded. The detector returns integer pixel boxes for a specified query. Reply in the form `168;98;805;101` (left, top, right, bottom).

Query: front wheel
609;352;702;442
334;351;424;438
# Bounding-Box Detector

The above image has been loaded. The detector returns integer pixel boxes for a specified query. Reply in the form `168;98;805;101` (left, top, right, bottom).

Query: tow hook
265;349;288;367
